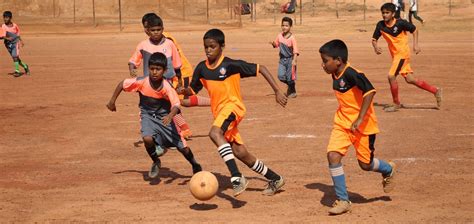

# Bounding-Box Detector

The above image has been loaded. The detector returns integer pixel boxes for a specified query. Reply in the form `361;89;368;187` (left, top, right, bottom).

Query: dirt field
1;4;473;223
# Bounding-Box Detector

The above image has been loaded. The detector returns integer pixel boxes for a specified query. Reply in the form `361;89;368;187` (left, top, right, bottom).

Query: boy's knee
208;128;221;141
358;160;372;171
142;136;154;146
327;151;343;164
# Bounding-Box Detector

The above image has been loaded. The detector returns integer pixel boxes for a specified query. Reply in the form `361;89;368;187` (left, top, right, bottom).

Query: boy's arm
128;63;138;77
351;91;375;133
259;65;287;107
372;38;382;55
372;22;383;54
412;29;421;54
162;83;182;126
106;81;125;112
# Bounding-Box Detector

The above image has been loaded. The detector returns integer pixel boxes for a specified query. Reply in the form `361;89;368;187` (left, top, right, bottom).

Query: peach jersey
190;55;259;118
123;76;180;117
274;32;299;58
129;37;182;79
332;63;379;135
2;23;20;36
372;19;416;59
163;32;193;79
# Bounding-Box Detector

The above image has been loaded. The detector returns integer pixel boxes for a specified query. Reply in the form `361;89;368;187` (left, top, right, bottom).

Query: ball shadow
189;203;218;211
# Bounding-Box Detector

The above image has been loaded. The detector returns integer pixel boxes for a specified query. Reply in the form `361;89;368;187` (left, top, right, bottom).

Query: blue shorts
4;41;19;58
140;112;186;150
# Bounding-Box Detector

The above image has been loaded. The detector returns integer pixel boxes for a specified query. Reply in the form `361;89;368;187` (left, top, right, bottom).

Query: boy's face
281;21;291;33
204;38;223;62
381;9;395;22
149;64;165;82
320;53;341;74
3;16;11;24
148;25;164;41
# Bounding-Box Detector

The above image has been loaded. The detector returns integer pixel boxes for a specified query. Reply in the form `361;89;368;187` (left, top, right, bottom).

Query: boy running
107;52;202;178
187;29;288;197
270;17;299;98
2;11;29;77
319;39;396;215
372;3;441;111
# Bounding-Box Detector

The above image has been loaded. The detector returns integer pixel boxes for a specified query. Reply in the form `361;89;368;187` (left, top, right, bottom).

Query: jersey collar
333;62;350;79
205;54;225;70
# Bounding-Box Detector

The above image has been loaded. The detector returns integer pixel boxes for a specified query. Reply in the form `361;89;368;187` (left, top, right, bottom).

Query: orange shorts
389;57;413;77
212;106;243;144
327;125;376;164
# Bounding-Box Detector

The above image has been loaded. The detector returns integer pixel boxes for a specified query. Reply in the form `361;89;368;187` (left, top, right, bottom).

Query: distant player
131;14;193;139
408;0;424;24
187;29;287;197
107;52;202;178
270;17;299;98
2;11;30;77
372;3;441;111
319;39;396;215
142;13;211;109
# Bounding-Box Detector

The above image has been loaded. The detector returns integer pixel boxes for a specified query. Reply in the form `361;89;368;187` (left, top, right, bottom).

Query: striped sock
329;163;349;201
370;158;393;177
218;143;241;179
251;159;280;180
173;113;189;130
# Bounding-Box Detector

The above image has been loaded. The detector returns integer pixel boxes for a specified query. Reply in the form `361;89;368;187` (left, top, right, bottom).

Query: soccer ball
189;171;219;201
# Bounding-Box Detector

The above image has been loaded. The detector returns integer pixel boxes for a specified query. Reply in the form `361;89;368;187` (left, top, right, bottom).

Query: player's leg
408;11;414;23
353;134;396;193
404;72;442;107
142;135;162;178
387;58;403;110
278;60;289;95
177;147;202;174
173;112;192;139
413;11;424;24
327;126;352;215
231;141;284;196
287;62;297;98
181;95;211;107
209;110;246;196
18;58;29;75
141;113;165;178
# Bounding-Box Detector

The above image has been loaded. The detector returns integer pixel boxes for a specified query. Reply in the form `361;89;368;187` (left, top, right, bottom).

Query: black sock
218;143;241;178
144;141;160;163
179;147;199;166
250;159;280;180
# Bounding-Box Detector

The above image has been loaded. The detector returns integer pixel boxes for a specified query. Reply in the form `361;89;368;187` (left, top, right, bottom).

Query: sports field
0;2;473;223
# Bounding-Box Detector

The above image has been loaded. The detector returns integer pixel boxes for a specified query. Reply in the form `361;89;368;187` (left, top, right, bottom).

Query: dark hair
319;39;348;63
149;52;167;68
282;16;293;26
203;29;225;46
147;15;163;28
142;12;158;26
3;11;12;18
381;3;396;12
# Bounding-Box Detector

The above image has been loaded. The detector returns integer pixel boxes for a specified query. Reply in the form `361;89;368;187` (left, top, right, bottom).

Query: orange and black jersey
372;19;416;58
332;63;379;135
190;56;259;117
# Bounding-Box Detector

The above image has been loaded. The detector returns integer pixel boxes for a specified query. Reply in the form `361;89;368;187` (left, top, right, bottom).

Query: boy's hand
351;118;363;133
275;90;288;107
269;41;276;48
20;40;24;48
413;46;421;54
106;102;116;112
162;114;173;126
374;46;382;55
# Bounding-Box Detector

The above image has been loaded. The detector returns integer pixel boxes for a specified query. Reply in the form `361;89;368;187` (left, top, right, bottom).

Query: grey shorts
278;57;296;82
140;112;186;150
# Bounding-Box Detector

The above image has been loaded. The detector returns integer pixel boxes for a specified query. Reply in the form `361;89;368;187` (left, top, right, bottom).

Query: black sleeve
400;19;416;33
228;59;258;78
372;21;383;40
347;71;375;94
190;62;204;94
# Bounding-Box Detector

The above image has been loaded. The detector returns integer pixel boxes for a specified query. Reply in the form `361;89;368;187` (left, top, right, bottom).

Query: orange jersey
332;63;379;135
129;37;182;79
372;19;416;59
123;76;181;114
2;23;20;36
190;55;259;118
274;32;299;58
163;32;193;79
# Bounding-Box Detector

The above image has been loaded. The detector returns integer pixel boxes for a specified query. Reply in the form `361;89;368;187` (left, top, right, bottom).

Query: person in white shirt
408;0;424;24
